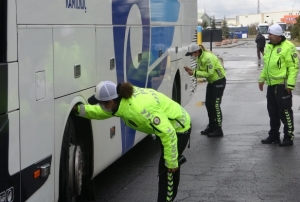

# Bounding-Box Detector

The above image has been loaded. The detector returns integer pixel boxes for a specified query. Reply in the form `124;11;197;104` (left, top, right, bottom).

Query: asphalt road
83;41;300;202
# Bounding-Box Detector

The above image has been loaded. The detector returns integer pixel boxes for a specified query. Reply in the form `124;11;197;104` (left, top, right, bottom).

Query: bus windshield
278;24;287;32
258;26;269;34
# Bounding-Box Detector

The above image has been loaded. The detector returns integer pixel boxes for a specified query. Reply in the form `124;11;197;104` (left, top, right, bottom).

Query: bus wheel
59;117;83;202
172;76;181;104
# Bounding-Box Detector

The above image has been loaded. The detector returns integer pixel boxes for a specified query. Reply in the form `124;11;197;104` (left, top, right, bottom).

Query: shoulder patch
153;117;160;125
277;48;282;54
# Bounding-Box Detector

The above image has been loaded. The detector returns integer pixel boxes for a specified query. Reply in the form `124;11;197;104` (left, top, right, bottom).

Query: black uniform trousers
157;126;191;202
267;84;294;139
205;77;226;129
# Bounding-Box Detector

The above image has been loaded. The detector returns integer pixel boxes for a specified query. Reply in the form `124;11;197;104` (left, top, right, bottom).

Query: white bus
257;23;269;40
277;22;287;32
0;0;197;201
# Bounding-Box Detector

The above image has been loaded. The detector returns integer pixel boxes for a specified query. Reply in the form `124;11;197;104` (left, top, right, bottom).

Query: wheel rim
68;144;83;197
74;146;83;195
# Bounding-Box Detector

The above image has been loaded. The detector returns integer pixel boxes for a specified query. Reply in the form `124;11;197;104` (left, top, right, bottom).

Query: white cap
88;81;118;104
185;43;201;56
268;24;283;36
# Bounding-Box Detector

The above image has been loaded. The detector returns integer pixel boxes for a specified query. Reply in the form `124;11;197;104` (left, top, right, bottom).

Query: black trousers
257;47;264;59
267;84;294;139
205;77;226;128
157;127;191;202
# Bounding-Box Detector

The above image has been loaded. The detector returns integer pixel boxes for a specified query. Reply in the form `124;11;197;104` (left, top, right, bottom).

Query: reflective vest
259;39;299;89
77;86;191;168
193;51;226;83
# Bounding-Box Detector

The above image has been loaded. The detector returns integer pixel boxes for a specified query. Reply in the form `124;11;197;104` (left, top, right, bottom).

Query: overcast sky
197;0;300;19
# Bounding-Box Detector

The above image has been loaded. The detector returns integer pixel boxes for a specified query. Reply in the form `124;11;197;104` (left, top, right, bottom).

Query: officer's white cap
88;81;118;104
268;24;283;36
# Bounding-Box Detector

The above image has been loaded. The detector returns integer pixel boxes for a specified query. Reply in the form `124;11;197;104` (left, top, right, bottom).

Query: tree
211;16;216;29
202;20;208;29
248;23;258;37
221;16;229;38
291;16;300;41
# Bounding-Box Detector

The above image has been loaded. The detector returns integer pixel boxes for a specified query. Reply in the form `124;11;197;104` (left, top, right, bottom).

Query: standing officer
184;43;226;137
72;81;191;202
259;23;299;146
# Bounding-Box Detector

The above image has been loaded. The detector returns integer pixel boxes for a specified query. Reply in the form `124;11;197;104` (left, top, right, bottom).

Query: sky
197;0;300;19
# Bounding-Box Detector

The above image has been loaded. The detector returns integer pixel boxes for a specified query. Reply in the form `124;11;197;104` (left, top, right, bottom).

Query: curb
212;42;248;49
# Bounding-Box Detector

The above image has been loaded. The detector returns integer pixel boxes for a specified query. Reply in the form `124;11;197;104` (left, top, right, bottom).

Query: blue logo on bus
112;0;180;154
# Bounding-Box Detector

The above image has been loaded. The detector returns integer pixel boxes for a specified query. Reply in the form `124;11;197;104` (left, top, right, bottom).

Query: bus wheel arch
59;112;95;201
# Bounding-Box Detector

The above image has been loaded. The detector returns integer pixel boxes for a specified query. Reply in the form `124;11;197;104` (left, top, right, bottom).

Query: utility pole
257;0;260;13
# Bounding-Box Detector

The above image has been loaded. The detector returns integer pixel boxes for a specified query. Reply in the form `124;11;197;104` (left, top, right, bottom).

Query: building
236;10;300;26
197;9;212;26
281;14;300;26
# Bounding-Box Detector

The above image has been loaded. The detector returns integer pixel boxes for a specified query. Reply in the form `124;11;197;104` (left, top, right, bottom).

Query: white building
236;10;300;26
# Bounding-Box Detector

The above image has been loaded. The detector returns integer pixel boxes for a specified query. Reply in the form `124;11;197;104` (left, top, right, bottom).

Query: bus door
18;26;54;201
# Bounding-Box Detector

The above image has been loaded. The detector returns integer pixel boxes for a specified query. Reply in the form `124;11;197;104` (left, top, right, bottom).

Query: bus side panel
18;27;54;201
177;1;198;26
7;0;17;62
96;26;118;84
53;26;96;98
91;117;123;178
16;0;113;25
93;26;127;177
148;26;172;97
5;63;19;115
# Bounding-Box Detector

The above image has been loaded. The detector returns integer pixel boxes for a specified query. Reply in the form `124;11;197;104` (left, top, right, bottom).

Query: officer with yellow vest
72;81;191;202
259;23;299;146
184;43;226;137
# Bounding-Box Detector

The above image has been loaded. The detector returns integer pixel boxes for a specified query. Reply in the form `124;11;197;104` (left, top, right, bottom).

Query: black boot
207;128;223;137
279;136;293;147
200;125;214;135
261;136;281;144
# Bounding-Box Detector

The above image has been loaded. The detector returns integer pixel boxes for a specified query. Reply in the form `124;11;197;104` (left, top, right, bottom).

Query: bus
228;26;249;39
257;23;269;40
0;0;197;201
277;22;287;32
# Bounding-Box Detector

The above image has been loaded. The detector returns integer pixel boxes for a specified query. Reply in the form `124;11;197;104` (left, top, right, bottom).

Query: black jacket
255;34;266;49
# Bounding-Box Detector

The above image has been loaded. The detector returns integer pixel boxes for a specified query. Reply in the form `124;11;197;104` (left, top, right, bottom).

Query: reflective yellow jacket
259;38;299;89
77;86;191;168
193;50;226;83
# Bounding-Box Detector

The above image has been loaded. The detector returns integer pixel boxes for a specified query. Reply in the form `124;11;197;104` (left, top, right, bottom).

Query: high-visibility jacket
259;38;299;89
77;86;191;168
193;50;226;83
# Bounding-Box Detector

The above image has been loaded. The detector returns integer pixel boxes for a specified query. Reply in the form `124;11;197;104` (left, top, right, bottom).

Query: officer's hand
72;105;78;113
184;66;193;76
287;88;292;94
259;82;264;91
167;167;178;173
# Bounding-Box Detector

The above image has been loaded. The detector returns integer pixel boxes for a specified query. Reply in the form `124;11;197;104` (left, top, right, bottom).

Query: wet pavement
83;41;300;202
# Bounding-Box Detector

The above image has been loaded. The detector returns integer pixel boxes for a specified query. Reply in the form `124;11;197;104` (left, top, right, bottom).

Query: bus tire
172;72;181;104
59;117;83;202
